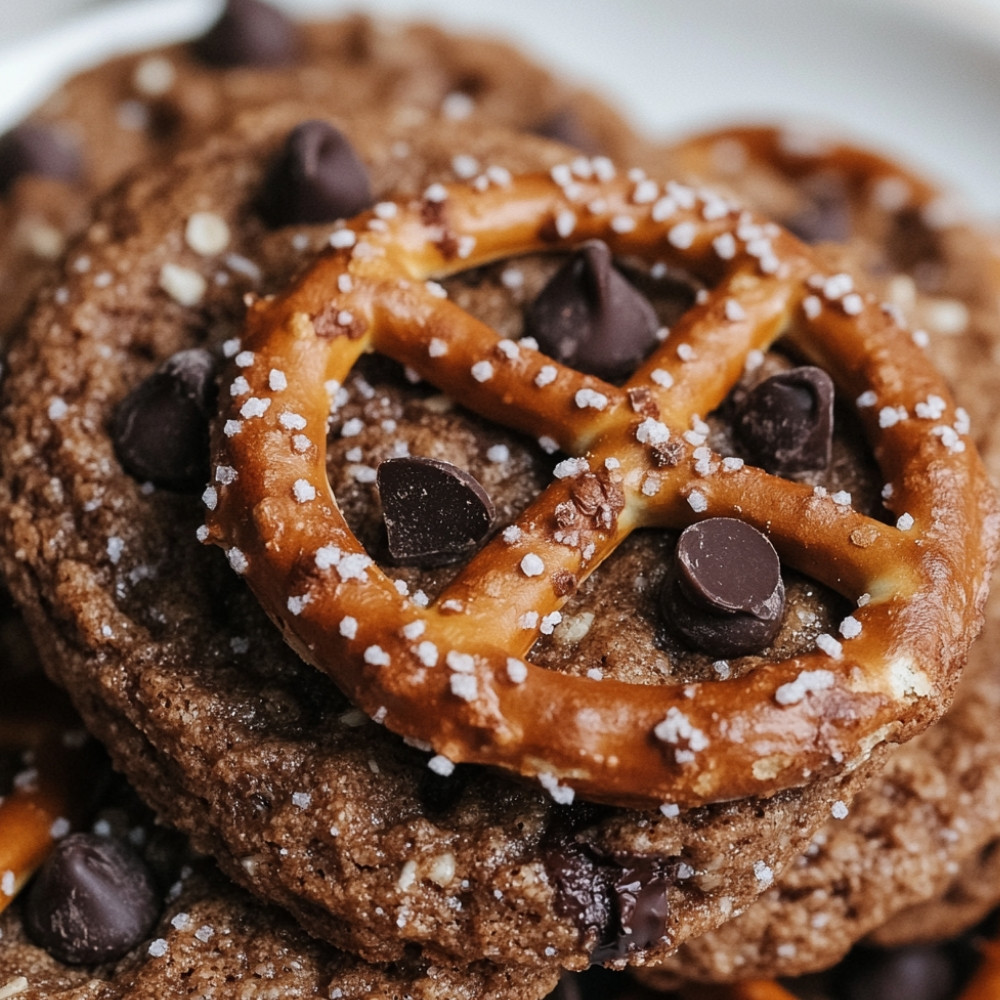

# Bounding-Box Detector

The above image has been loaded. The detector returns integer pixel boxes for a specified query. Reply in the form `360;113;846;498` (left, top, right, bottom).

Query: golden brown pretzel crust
205;163;997;810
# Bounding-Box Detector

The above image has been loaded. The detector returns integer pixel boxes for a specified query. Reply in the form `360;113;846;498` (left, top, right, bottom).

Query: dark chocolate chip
834;943;959;1000
544;839;614;954
532;109;603;156
525;241;660;382
785;175;852;244
0;123;82;195
735;365;835;476
662;517;785;658
112;348;218;491
24;833;161;965
377;456;495;566
261;121;373;227
545;838;674;965
191;0;299;67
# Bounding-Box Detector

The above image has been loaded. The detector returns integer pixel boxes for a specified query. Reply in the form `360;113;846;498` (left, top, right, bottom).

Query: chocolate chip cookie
0;0;654;339
5;98;990;974
636;124;1000;982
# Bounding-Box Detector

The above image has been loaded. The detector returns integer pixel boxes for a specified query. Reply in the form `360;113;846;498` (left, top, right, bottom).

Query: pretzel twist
0;730;101;915
205;164;997;809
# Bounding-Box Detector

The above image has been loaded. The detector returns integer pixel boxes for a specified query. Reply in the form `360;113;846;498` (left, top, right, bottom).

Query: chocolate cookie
0;1;655;340
636;125;1000;982
0;633;558;1000
0;106;991;974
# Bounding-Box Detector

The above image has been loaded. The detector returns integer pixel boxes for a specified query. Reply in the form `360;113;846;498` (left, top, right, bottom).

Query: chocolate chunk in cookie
662;517;785;657
0;123;82;194
261;121;373;227
192;0;299;68
377;456;495;565
525;240;659;381
533;109;603;156
112;348;218;491
24;832;161;964
735;365;835;476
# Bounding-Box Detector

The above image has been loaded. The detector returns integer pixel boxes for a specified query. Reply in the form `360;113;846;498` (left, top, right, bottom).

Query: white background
4;0;1000;216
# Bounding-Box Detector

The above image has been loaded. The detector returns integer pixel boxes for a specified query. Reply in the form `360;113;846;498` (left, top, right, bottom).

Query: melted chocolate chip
261;121;373;227
590;858;672;963
112;348;217;491
663;517;785;657
24;833;161;965
377;457;495;566
544;839;613;954
735;366;835;476
532;109;603;155
545;838;674;964
0;123;82;195
525;241;660;381
191;0;299;67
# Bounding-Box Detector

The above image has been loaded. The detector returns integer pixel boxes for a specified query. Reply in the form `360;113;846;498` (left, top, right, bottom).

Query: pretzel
0;729;101;915
204;161;997;810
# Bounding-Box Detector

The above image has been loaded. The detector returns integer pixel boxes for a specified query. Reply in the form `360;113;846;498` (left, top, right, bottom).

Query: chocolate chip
532;109;602;155
735;366;834;476
261;121;373;227
785;174;852;244
544;839;613;954
546;838;674;965
191;0;299;67
834;944;959;1000
112;348;218;491
0;123;82;195
662;517;785;657
24;833;161;965
590;858;672;963
525;241;660;381
377;457;495;566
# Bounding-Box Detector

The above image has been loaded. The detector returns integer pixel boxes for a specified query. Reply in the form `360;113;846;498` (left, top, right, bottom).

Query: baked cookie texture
0;102;924;973
1;9;998;997
635;125;1000;983
0;6;654;340
0;660;559;1000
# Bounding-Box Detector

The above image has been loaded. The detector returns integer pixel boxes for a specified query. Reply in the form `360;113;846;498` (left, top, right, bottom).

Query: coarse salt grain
687;490;708;513
520;553;545;577
428;754;455;776
292;479;317;503
227;548;248;574
815;633;843;658
364;645;390;666
339;616;358;639
185;212;231;256
774;669;835;706
471;361;494;382
450;673;478;701
159;263;206;307
839;616;862;639
506;658;528;683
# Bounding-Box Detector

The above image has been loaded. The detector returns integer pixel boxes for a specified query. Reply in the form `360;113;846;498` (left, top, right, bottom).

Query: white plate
3;0;1000;215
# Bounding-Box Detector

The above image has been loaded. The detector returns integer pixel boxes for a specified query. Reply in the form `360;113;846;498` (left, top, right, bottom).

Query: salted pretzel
205;161;997;810
0;718;101;915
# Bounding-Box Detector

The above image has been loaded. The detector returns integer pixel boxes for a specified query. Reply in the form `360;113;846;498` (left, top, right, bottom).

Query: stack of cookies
1;4;999;999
